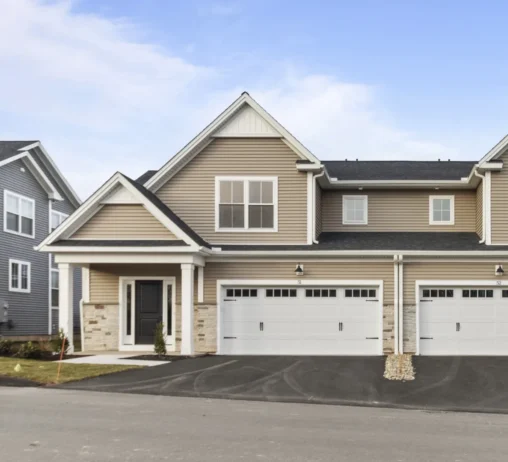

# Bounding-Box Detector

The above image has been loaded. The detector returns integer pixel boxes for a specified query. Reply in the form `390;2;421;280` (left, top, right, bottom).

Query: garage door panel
222;321;261;336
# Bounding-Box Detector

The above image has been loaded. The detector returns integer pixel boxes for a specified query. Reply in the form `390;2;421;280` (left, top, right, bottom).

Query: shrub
0;339;14;356
154;322;167;356
51;329;69;354
15;341;42;359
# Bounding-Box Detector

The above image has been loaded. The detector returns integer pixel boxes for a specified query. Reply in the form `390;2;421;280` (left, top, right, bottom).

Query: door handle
420;337;434;340
339;322;343;331
456;322;461;332
260;322;264;332
365;337;379;340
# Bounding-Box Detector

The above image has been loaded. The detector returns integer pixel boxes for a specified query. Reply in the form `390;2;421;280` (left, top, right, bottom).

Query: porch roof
52;239;188;247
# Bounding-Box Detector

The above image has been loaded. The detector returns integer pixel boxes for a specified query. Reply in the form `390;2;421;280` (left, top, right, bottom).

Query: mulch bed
124;354;208;362
0;353;89;362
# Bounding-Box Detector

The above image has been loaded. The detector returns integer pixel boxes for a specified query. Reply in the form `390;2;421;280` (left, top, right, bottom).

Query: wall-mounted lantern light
295;264;304;277
496;265;505;277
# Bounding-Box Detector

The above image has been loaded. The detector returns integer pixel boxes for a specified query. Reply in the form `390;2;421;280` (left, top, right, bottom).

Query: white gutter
398;255;404;354
474;169;486;244
312;169;325;244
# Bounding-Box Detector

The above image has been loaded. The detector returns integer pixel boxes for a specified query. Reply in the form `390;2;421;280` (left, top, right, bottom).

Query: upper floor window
9;259;31;293
51;210;68;232
342;195;368;225
4;190;35;238
216;177;277;231
429;195;454;225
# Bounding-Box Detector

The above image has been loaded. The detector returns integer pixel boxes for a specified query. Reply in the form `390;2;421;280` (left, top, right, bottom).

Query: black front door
135;280;163;344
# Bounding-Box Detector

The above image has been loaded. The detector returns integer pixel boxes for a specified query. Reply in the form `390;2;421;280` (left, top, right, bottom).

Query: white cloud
0;0;466;201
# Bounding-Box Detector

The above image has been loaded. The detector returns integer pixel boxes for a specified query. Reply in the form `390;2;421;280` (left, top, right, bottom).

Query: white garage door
220;286;382;355
419;286;508;355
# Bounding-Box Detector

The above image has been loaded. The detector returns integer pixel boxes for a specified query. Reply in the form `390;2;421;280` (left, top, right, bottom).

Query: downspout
393;255;399;355
474;168;486;244
312;169;326;244
398;255;404;355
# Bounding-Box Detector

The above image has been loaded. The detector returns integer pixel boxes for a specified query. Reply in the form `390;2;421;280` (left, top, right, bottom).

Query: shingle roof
53;240;187;247
218;232;508;252
0;141;38;162
121;174;210;248
323;161;477;181
136;170;158;184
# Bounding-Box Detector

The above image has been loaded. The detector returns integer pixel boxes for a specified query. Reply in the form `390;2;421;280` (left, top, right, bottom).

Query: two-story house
0;141;81;340
37;93;508;356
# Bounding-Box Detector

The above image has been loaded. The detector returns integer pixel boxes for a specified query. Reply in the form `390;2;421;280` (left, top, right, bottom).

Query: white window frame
215;176;278;232
8;259;31;293
429;195;455;225
51;210;68;232
51;268;59;308
3;190;35;238
342;195;368;225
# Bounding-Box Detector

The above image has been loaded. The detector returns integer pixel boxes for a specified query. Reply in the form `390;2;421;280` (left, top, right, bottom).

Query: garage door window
422;289;454;298
266;289;297;298
503;290;508;298
226;288;258;297
462;289;494;298
305;289;337;298
345;289;376;298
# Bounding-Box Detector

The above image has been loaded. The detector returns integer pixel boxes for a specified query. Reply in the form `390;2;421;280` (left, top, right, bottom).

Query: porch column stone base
82;303;119;351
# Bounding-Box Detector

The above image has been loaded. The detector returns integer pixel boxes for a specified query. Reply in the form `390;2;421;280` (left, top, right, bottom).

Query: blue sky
1;0;507;199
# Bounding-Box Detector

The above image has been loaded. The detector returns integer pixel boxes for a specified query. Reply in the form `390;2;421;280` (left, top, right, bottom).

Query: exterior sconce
495;265;505;277
295;264;304;277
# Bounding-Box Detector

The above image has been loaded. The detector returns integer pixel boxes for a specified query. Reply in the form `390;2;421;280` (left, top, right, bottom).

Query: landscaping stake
55;335;66;383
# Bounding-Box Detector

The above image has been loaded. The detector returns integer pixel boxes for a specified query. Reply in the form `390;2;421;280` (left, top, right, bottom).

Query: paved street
1;387;508;461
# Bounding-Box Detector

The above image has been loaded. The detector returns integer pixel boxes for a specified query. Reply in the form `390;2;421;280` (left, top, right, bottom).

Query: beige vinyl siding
89;268;120;303
203;261;394;304
476;184;483;238
322;189;476;232
315;184;322;237
491;152;508;243
72;204;177;240
156;138;307;244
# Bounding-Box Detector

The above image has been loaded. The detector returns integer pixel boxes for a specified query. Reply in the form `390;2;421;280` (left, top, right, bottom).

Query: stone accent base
383;305;395;354
403;304;416;354
175;304;217;354
83;303;119;351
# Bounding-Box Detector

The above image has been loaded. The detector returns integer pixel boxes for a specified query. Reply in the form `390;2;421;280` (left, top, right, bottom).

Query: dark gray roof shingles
136;170;158;184
0;141;38;162
323;161;477;181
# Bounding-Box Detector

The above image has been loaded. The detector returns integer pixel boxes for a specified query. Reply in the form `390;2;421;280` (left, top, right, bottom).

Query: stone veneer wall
383;305;395;354
82;303;119;351
403;305;416;354
175;304;217;354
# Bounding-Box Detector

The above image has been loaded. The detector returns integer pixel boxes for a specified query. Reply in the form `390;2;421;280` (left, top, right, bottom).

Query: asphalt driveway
58;355;508;413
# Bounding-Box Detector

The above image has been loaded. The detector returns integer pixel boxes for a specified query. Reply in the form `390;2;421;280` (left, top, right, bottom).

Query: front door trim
216;279;384;355
119;276;176;351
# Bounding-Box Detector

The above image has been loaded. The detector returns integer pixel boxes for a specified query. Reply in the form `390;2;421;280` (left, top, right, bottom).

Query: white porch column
180;263;195;355
58;263;74;353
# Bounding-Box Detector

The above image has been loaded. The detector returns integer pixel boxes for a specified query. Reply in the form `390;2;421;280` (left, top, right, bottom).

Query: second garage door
419;286;508;355
220;285;382;355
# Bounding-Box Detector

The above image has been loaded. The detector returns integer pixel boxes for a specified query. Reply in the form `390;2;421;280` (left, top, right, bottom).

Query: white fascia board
38;245;196;253
296;163;323;171
479;162;503;171
0;151;63;201
145;93;320;192
21;142;82;206
478;134;508;164
35;173;201;250
54;253;206;266
327;179;471;188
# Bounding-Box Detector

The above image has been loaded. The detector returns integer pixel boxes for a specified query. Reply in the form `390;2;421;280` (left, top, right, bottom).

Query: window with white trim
342;195;368;225
216;177;277;231
51;268;59;307
4;190;35;237
51;211;68;231
9;259;31;293
429;195;454;225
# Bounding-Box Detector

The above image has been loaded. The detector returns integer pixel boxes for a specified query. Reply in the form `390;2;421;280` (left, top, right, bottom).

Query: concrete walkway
60;354;167;367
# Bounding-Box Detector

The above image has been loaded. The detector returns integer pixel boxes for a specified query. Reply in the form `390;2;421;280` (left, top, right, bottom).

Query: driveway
59;355;508;413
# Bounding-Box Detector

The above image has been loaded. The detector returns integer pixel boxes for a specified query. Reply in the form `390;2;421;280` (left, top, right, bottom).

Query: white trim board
8;258;31;293
215;279;384;356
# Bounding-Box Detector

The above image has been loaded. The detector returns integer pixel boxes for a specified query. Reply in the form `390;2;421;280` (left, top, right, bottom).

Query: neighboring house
0;141;81;340
37;93;508;356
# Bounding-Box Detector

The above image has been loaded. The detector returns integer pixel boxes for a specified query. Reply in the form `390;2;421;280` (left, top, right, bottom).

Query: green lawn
0;357;141;385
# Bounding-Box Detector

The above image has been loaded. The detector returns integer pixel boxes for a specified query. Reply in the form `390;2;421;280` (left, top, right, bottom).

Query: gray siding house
0;141;81;339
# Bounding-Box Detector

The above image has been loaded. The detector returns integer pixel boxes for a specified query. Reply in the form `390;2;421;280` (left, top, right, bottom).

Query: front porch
57;257;216;355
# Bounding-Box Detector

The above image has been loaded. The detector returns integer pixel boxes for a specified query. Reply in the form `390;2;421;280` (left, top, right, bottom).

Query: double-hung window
216;177;277;231
342;195;368;225
429;195;454;225
51;210;68;232
9;259;31;293
4;190;35;238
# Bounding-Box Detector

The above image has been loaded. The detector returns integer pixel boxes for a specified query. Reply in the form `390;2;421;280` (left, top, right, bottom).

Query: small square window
234;289;241;297
359;289;366;297
289;289;297;297
322;289;329;297
266;289;273;297
353;289;360;297
503;290;508;298
446;290;454;298
463;290;470;298
423;289;430;298
274;289;281;297
313;289;321;297
282;289;289;297
471;290;478;298
368;289;376;298
430;289;438;298
479;289;486;298
438;289;446;298
330;289;337;297
226;289;234;297
486;290;494;298
306;289;312;297
345;289;352;298
250;289;258;297
242;289;249;297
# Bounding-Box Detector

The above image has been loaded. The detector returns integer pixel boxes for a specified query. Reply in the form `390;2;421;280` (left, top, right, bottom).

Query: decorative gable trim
478;134;508;165
35;173;204;251
144;92;321;191
213;105;281;138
